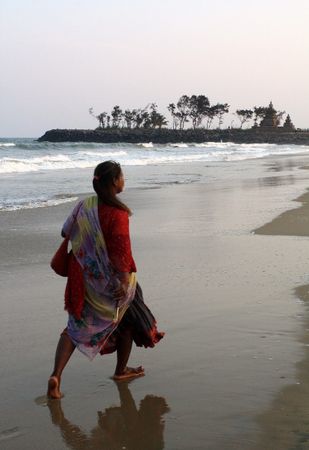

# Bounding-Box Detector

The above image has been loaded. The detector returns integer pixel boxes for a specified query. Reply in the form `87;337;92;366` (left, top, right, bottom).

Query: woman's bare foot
113;366;145;381
47;376;63;399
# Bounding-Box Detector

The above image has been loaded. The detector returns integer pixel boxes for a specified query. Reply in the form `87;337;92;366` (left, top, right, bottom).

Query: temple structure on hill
283;114;295;131
259;102;295;130
260;102;279;128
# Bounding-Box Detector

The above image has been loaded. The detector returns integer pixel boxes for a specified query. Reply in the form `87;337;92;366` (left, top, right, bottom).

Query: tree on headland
235;109;253;128
111;106;123;128
89;107;108;128
201;103;229;129
149;103;168;129
214;103;230;129
124;109;134;128
149;103;158;127
133;109;144;128
188;95;210;129
176;95;191;130
166;96;229;130
167;103;179;129
141;109;151;128
204;105;218;129
253;106;268;127
167;100;187;130
97;112;107;128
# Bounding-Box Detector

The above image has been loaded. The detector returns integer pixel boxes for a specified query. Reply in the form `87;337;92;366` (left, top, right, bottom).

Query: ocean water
1;137;309;211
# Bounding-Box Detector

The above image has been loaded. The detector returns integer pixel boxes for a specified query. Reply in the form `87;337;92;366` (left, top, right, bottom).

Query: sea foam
0;196;79;211
0;143;16;147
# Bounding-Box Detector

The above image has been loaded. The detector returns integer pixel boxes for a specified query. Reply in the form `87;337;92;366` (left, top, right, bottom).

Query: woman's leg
47;333;76;399
113;326;144;380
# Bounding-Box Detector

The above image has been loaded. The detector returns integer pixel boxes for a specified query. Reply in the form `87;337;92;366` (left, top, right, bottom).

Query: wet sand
2;156;309;449
255;189;309;237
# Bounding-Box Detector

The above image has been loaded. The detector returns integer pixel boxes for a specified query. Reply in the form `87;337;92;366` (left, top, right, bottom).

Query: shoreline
251;165;309;448
254;189;309;237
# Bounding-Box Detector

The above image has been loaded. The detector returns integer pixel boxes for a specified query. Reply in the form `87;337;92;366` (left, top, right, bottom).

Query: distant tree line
90;97;294;130
90;95;229;130
89;103;168;130
167;96;229;130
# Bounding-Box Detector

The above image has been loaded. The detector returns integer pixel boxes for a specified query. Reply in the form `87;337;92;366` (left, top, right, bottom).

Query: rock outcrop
38;127;309;145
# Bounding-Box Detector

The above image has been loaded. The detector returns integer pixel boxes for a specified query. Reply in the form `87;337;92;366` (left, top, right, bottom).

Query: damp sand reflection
242;175;296;189
250;284;309;450
46;382;170;450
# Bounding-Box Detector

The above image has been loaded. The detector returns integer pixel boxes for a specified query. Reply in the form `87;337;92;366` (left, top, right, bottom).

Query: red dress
65;204;136;319
98;204;136;273
63;202;164;353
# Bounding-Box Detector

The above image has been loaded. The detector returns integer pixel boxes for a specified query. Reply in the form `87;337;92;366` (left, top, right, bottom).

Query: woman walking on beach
47;161;164;399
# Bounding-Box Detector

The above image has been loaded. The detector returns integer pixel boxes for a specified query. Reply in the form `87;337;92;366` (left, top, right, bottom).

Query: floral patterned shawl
62;196;137;359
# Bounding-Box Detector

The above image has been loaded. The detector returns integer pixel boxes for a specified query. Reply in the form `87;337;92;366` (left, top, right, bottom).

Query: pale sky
1;0;308;137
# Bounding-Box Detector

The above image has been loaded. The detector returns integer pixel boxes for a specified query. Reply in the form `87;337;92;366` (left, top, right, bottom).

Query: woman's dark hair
93;161;131;215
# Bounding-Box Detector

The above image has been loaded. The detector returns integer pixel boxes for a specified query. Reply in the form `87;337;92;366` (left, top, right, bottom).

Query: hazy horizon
1;0;308;137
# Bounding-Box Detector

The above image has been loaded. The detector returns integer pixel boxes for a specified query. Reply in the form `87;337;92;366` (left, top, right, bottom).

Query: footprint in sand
0;427;21;441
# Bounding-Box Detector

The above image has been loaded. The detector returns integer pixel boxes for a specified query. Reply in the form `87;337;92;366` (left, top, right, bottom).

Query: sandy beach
2;155;309;449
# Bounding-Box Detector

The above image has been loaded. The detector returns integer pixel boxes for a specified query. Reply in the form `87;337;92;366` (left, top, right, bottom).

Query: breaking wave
1;140;309;174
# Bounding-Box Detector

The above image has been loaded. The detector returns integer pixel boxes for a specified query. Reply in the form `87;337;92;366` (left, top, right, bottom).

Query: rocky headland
38;128;309;145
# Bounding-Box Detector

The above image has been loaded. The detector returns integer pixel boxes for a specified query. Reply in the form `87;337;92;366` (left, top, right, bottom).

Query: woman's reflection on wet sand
47;381;170;450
